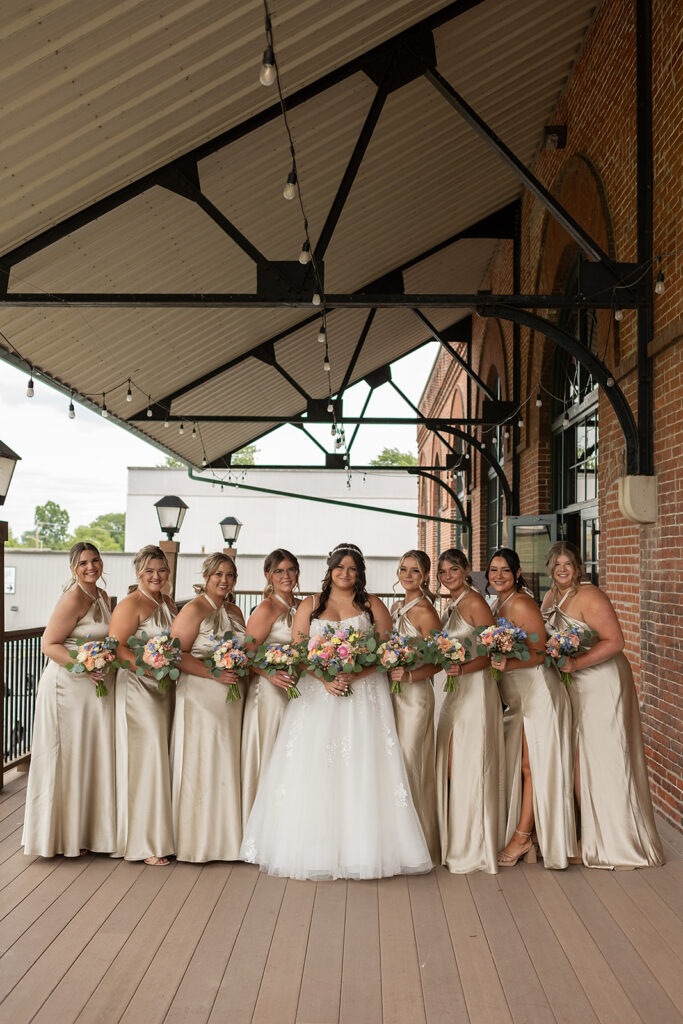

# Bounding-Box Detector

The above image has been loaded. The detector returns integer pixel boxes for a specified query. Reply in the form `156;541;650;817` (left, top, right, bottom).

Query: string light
191;424;197;439
259;45;275;86
562;411;570;428
323;357;330;372
317;327;326;344
283;169;297;200
126;382;133;402
68;398;75;419
517;416;524;428
327;400;333;413
101;395;109;418
179;422;184;435
146;405;153;418
299;240;311;265
312;293;321;306
164;418;169;428
202;457;208;467
655;254;665;295
504;427;510;439
26;376;34;398
606;376;615;387
535;392;542;407
330;424;336;436
614;307;624;322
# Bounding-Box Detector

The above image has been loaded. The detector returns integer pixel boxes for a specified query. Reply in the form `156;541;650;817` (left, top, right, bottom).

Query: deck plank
436;870;513;1024
408;871;468;1024
339;881;382;1024
378;875;426;1024
0;860;141;1021
164;863;258;1024
0;856;61;920
0;789;28;824
0;772;28;803
251;879;316;1024
76;863;201;1024
207;870;287;1024
296;880;347;1024
0;848;39;891
613;869;683;957
0;824;25;865
555;868;681;1024
467;871;555;1024
497;865;598;1024
119;863;230;1024
523;866;641;1024
0;856;91;954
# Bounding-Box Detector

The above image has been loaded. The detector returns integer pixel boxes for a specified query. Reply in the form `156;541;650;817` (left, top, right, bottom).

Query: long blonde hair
545;541;584;603
64;542;103;591
263;548;300;598
193;552;237;602
395;549;436;602
127;544;170;594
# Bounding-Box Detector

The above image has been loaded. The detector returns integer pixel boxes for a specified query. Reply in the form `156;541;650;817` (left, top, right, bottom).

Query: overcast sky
1;342;438;537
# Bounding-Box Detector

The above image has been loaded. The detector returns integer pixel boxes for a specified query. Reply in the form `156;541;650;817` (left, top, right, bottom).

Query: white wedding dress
240;613;432;880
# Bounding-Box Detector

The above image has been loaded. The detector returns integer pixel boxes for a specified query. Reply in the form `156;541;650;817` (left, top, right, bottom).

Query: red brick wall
418;0;683;829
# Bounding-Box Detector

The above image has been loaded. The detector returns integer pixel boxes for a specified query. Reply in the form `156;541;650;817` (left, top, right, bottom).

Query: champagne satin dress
545;589;663;868
114;593;175;861
241;595;294;829
390;597;440;865
22;584;116;857
435;594;506;873
171;599;246;861
497;600;577;869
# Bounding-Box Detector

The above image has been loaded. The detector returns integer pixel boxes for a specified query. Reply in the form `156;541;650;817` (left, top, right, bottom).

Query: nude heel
523;843;537;864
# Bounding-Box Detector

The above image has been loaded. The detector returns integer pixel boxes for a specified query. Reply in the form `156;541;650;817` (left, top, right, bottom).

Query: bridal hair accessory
329;543;363;557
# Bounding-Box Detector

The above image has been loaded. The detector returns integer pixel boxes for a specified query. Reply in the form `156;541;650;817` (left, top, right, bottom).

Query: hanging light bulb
146;406;153;418
655;271;665;295
101;397;109;418
562;412;570;428
317;327;326;344
343;453;348;463
164;419;169;429
312;292;322;306
614;307;624;321
299;240;311;265
202;457;207;467
535;392;542;408
179;422;184;435
327;400;333;413
68;399;75;420
126;382;133;402
323;358;330;372
283;170;297;200
26;376;34;398
330;424;336;436
191;424;197;439
517;416;524;428
259;45;275;86
504;428;510;439
606;376;615;387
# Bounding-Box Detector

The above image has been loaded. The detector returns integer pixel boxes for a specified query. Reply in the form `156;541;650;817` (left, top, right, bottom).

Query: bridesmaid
434;549;505;874
170;552;246;862
22;543;116;857
388;549;441;864
488;548;576;869
542;542;663;868
110;545;176;865
241;548;301;828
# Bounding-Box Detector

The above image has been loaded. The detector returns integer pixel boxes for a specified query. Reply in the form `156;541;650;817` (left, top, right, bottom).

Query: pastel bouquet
474;617;538;681
417;629;469;692
253;641;303;699
545;623;596;686
376;632;420;694
127;629;182;692
65;635;124;697
302;623;379;696
204;631;253;702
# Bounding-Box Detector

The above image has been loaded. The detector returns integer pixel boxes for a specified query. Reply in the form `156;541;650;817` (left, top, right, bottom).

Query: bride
240;543;432;880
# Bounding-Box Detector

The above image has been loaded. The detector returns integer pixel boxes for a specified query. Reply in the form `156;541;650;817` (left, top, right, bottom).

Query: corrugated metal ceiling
0;0;599;466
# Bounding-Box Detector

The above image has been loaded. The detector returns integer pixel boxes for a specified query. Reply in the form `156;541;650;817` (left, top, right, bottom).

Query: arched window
433;454;441;556
552;259;600;581
486;375;505;558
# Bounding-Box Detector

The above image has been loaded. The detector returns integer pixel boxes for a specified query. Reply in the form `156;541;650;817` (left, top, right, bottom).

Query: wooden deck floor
1;768;682;1024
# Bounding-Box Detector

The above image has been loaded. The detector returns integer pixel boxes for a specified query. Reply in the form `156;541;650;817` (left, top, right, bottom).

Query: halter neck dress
435;592;505;873
241;594;296;829
240;611;431;880
545;586;663;868
22;583;116;857
170;596;246;862
114;589;175;861
495;593;577;869
390;596;439;864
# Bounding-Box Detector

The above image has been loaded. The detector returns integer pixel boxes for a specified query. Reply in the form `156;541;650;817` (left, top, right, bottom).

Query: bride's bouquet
204;631;253;702
302;623;378;696
377;632;420;694
127;629;182;692
253;641;303;699
474;617;538;681
65;635;125;697
545;623;596;686
416;630;469;692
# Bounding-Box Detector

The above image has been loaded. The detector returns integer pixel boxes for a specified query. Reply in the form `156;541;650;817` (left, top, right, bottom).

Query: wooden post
160;539;180;602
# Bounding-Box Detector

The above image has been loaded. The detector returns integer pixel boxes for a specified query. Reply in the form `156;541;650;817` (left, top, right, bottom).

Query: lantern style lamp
220;516;242;551
154;495;188;541
0;441;21;506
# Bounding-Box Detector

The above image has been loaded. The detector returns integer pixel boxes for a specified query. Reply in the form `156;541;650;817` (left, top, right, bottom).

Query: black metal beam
413;469;469;527
346;387;374;453
388;379;458;455
0;291;644;309
412;309;495;400
485;306;640;474
421;64;618;273
339;309;377;394
130;415;500;425
636;0;654;476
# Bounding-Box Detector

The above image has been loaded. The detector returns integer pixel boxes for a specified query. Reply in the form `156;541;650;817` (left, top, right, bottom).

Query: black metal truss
412;469;469;527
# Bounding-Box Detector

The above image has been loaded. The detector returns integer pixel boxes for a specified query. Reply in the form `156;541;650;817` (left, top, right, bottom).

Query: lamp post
154;495;188;602
1;441;22;791
219;516;242;561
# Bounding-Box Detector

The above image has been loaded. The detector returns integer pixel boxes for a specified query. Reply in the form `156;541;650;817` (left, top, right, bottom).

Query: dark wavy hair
312;543;374;623
485;547;530;596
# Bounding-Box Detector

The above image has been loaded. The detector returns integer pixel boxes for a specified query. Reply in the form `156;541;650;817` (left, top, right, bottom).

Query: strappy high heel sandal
498;828;538;867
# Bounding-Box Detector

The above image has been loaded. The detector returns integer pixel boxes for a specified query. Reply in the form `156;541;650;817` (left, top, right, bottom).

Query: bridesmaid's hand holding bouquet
65;635;124;697
253;641;303;699
417;630;469;692
544;624;597;686
377;632;420;694
474;617;539;681
204;631;253;702
127;629;182;692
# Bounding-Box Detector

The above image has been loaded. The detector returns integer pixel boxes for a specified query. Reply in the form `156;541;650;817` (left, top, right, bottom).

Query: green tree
232;444;258;466
90;512;125;549
26;500;71;549
69;524;121;551
6;527;21;547
160;455;185;468
369;447;417;467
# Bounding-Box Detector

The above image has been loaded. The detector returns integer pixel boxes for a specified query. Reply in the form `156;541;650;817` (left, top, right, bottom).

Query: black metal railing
4;628;44;766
